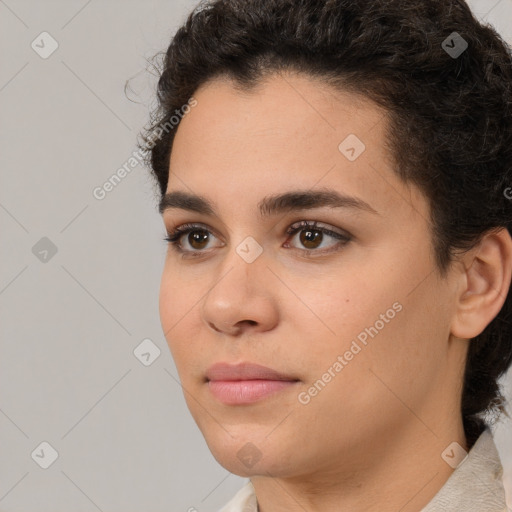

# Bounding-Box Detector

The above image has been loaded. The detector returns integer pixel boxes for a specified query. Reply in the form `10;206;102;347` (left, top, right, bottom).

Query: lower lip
208;379;297;405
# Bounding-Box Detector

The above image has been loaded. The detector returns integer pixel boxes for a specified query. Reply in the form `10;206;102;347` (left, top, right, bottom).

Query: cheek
293;303;438;445
158;270;176;336
159;268;209;376
292;262;439;392
159;269;191;352
287;274;391;357
159;262;199;328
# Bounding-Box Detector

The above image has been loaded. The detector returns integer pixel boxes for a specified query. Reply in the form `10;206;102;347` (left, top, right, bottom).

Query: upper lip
205;362;299;382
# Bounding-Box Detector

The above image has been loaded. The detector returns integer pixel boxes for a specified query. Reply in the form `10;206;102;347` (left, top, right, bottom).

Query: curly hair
138;0;512;448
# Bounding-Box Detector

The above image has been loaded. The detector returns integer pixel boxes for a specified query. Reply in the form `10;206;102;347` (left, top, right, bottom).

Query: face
159;72;464;479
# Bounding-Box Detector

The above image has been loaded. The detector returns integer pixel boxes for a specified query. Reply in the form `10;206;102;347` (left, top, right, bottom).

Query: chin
199;425;299;478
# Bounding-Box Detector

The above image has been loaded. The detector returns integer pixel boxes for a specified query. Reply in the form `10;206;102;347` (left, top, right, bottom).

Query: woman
139;0;512;510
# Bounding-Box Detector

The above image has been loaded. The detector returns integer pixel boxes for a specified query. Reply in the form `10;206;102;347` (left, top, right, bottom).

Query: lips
205;362;300;405
205;362;298;382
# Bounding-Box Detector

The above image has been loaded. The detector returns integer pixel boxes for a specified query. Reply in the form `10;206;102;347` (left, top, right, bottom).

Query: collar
421;428;507;511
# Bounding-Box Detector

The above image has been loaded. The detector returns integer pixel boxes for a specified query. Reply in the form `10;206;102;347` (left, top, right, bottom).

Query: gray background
0;1;511;510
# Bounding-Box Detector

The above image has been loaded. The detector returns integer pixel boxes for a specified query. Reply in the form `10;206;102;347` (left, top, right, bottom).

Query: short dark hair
138;0;512;447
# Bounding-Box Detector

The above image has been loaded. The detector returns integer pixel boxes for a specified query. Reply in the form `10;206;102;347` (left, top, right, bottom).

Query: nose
200;246;280;337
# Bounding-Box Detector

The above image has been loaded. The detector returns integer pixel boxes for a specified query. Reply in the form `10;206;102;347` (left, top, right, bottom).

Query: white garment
219;428;508;511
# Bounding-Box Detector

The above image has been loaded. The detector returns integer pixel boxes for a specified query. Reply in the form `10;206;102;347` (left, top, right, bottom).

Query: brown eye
285;220;351;255
164;221;351;257
299;228;324;249
187;229;210;250
164;223;222;254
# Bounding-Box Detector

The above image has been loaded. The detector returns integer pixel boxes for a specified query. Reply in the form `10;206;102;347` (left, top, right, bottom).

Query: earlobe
450;228;512;340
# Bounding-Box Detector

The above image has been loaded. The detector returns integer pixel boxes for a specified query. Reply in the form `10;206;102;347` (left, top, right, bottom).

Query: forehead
175;72;383;146
166;72;426;222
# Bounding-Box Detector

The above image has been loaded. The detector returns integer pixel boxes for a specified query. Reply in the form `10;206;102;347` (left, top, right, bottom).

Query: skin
158;71;512;512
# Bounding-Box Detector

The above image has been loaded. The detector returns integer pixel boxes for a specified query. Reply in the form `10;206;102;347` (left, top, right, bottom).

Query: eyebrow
159;188;379;217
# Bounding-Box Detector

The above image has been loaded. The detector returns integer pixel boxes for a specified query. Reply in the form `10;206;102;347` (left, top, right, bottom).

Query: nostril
209;321;221;333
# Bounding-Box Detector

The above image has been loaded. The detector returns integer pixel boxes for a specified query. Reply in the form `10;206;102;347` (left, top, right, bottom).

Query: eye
163;220;351;257
164;223;221;256
284;220;351;254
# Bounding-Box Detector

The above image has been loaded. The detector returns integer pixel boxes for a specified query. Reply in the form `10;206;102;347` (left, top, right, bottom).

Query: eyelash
163;220;351;258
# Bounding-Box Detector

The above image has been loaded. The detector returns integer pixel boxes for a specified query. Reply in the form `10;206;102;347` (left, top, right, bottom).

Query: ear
451;228;512;340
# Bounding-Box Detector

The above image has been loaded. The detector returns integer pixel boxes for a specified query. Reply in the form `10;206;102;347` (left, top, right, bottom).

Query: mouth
205;362;300;405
